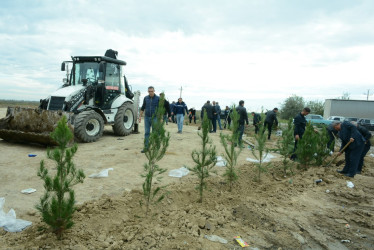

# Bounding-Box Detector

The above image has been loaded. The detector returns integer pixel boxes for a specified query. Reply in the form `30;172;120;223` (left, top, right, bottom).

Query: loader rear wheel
74;110;104;142
113;102;135;136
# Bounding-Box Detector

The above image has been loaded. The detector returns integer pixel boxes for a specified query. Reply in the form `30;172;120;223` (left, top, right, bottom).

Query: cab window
105;63;120;92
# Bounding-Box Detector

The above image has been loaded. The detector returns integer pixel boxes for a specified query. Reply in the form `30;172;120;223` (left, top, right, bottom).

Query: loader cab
67;55;128;109
71;62;103;86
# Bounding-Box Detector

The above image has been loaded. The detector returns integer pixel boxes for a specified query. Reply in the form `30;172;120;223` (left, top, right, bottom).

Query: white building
323;99;374;119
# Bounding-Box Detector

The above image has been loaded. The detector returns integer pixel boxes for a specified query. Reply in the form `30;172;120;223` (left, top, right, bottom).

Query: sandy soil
0;107;373;249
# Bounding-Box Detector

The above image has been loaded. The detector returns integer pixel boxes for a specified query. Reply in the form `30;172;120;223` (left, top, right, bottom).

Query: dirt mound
1;160;374;249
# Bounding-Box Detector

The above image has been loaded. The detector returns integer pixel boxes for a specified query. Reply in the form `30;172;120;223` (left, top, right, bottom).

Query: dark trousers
189;115;196;124
358;142;371;172
238;124;244;145
290;139;299;160
212;116;217;132
224;117;231;129
171;114;176;123
263;121;273;139
290;133;304;160
341;144;365;176
254;124;259;134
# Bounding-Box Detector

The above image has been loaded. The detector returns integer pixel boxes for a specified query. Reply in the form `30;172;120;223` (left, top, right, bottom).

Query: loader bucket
0;107;73;146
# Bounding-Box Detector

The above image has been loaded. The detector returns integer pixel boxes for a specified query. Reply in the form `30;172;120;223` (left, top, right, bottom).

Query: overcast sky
0;0;373;112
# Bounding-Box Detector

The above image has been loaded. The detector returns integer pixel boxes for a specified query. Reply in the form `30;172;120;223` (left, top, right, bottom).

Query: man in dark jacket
290;107;310;160
160;93;171;125
172;97;188;133
264;108;278;140
333;121;365;177
356;122;372;174
211;101;218;132
188;107;196;124
236;100;249;145
251;112;261;134
139;86;160;152
224;106;232;129
215;102;223;130
326;123;339;151
170;101;176;123
200;101;214;130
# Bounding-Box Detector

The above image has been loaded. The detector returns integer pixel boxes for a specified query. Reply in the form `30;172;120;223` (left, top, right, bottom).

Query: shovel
325;140;353;167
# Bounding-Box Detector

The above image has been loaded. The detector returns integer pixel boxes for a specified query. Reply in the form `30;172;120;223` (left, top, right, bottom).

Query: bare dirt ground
0;107;373;249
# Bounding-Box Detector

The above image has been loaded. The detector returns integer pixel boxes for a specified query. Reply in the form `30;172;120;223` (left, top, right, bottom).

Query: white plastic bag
246;153;275;163
168;167;189;178
21;188;36;194
0;197;32;232
216;156;227;167
89;168;114;178
346;181;354;188
204;234;228;244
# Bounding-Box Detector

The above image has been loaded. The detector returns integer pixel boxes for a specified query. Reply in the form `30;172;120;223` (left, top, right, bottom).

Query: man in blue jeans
172;97;188;133
139;86;159;153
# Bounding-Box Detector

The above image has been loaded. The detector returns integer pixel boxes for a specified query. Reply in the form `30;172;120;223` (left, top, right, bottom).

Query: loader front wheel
113;102;135;136
74;110;104;142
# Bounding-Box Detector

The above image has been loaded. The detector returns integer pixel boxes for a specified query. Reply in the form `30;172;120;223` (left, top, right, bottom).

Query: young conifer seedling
251;123;269;181
141;94;170;215
219;106;242;191
313;127;331;166
275;118;295;175
36;116;85;239
295;122;317;169
189;110;217;203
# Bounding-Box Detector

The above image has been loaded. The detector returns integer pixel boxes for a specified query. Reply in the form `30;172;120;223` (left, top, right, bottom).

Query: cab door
102;63;121;109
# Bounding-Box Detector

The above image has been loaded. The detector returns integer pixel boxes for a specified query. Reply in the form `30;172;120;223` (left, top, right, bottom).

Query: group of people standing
200;100;225;133
139;86;189;152
139;87;254;152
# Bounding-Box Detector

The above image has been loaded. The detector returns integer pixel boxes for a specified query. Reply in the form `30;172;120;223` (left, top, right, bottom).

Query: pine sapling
36;116;85;239
313;126;331;166
220;106;242;191
189;110;217;203
251;123;269;181
275;118;295;175
295;122;317;169
141;95;170;215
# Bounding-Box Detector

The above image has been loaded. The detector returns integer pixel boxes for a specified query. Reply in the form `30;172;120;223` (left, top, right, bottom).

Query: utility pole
364;89;372;100
179;86;183;98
